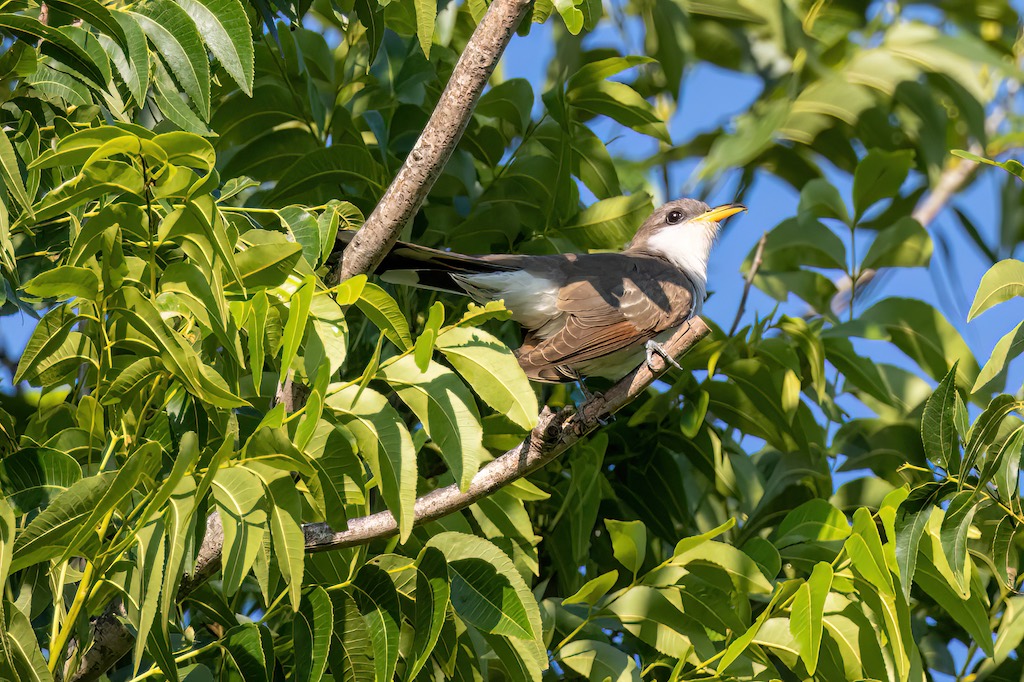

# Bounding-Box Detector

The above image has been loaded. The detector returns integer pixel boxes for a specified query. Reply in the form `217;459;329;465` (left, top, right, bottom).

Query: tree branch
68;320;712;682
336;0;533;281
729;232;766;336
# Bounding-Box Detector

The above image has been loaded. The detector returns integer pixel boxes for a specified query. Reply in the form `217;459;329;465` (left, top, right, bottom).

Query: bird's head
627;198;746;283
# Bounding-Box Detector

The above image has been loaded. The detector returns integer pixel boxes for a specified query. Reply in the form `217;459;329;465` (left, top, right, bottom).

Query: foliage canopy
0;0;1023;680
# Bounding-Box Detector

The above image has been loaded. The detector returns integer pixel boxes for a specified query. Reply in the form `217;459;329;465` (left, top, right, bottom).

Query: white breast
642;224;715;315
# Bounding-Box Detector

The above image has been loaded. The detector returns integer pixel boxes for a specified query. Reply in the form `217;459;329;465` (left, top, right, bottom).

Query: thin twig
729;232;767;336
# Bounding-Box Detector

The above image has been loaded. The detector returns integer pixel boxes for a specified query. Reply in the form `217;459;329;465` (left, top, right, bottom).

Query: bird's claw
645;340;682;371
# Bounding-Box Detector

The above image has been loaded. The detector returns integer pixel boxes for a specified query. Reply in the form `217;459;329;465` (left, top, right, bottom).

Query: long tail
335;230;516;295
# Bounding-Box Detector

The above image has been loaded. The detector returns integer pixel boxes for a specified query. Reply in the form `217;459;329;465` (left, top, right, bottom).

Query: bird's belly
571;329;676;380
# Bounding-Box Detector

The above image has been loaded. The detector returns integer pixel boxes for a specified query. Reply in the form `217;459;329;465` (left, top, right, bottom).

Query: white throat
641;223;717;316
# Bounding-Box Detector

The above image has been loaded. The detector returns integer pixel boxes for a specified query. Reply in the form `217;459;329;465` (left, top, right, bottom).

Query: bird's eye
667;210;683;224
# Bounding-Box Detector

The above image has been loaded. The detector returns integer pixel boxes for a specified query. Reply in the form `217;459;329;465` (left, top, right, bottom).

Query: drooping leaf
293;587;333;682
426;532;542;654
921;362;960;473
131;0;211;118
852;148;915;220
175;0;254;95
212;466;268;596
407;547;450;680
326;385;416;541
436;326;538;431
968;259;1024;321
605;518;647;577
790;562;834;675
379;357;487;491
349;564;401;682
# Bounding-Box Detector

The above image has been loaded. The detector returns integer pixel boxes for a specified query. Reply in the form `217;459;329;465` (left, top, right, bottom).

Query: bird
339;198;745;383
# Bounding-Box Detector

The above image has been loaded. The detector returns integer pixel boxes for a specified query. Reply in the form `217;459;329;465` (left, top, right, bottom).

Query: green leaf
992;515;1019;590
798;179;850;225
916;532;995;658
846;507;894;595
294;587;332;682
995;425;1024;502
414;0;435;56
280;275;314;375
606;518;647;577
60;442;160;564
559;640;641;681
327;591;374;681
2;601;52;682
553;0;584;34
852;148;915;220
221;623;273;682
427;532;542;650
773;498;850;548
671;540;774;594
563;569;618;606
790;562;834;675
212;466;268;596
407;547;450;680
953;149;1024;180
267;145;383;204
0;14;105;84
671;518;737;556
174;0;253;95
964;395;1023;478
995;596;1024;663
304;421;364;527
48;0;130;52
436;326;538;431
477;78;534;133
567;80;671;143
0;497;13;584
326;385;416;541
566;56;655;91
894;482;948;601
922;362;960;473
356;282;413;351
380;356;487;492
559;193;654;250
861;217;932;270
939;490;980;594
131;519;166;675
974;321;1024;394
244;463;305;610
968;259;1024;321
413;301;444;372
0;447;82;514
0;129;31;219
22;265;100;301
350;564;401;682
719;581;797;671
131;0;211;118
107;12;149;106
828;298;978;387
278;206;320;269
233;242;303;290
10;472;113;572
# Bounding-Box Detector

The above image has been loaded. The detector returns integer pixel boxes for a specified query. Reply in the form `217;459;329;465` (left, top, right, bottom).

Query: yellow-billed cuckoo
342;199;745;382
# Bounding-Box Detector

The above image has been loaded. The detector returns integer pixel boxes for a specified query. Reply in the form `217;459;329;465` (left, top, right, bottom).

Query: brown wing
515;255;695;381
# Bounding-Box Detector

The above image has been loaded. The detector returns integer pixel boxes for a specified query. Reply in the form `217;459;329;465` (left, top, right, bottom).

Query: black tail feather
335;230;515;295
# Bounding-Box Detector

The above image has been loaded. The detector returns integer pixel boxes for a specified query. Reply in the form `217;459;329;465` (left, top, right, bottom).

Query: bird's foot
645;339;682;371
